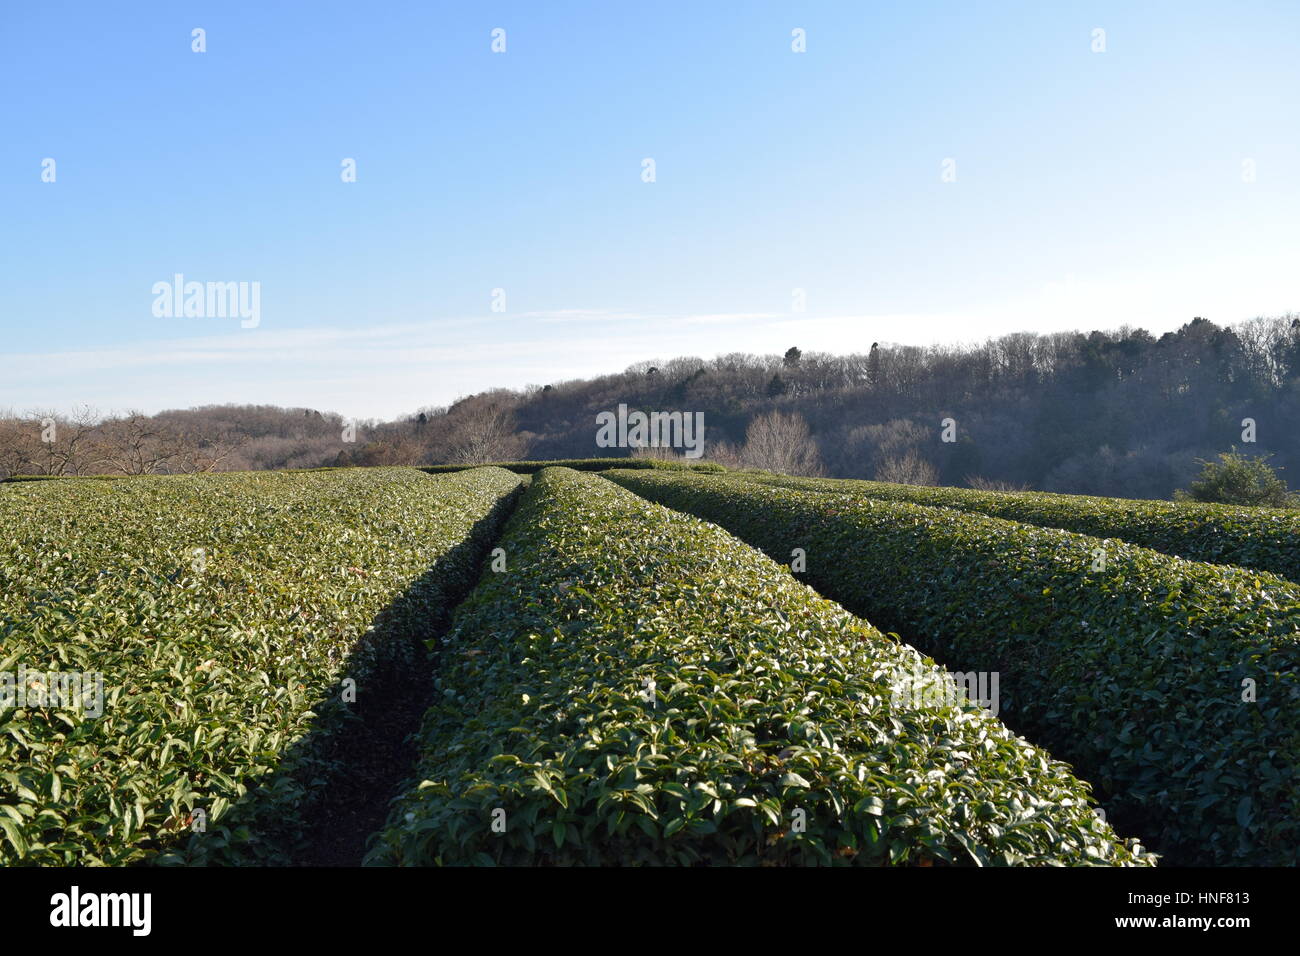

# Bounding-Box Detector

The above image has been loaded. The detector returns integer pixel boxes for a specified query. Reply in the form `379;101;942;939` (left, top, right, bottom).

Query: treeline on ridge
5;314;1299;500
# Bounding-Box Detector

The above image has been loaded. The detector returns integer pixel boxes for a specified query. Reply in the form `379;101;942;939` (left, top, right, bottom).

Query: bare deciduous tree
740;410;823;476
445;400;527;464
703;439;745;470
630;442;679;461
0;406;101;476
169;425;248;473
875;452;937;486
965;474;1031;493
0;417;30;480
39;405;101;475
93;412;183;475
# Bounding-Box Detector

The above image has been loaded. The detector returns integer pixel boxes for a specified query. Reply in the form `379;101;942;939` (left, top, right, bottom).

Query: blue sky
2;1;1297;419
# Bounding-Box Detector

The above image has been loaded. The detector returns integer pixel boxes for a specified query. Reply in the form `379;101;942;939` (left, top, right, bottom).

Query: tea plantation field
737;471;1300;583
3;462;1296;866
607;469;1300;866
0;467;522;864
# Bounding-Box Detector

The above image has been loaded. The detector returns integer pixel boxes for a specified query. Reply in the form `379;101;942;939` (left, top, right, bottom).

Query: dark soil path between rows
294;478;527;866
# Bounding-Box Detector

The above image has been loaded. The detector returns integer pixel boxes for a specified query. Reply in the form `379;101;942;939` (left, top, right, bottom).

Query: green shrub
369;468;1151;866
0;466;522;864
1175;448;1297;508
736;470;1300;583
606;469;1300;866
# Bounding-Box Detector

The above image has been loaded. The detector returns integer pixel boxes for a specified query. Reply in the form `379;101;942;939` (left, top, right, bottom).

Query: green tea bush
421;458;724;476
0;466;522;865
736;470;1300;582
369;468;1151;866
607;469;1300;865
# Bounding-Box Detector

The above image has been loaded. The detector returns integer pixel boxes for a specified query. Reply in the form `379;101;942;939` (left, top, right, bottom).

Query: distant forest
4;314;1299;501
